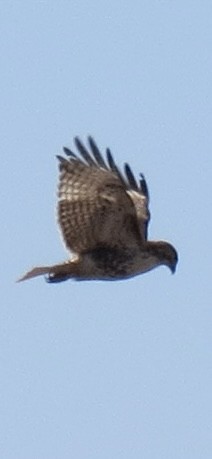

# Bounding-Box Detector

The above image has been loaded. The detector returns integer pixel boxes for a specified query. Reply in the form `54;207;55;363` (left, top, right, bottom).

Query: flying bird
18;136;178;283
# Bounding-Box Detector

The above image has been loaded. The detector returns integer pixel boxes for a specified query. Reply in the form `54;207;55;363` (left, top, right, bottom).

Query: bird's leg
45;264;74;283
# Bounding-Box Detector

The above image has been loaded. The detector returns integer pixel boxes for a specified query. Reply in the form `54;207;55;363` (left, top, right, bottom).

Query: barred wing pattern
57;137;150;254
18;136;178;283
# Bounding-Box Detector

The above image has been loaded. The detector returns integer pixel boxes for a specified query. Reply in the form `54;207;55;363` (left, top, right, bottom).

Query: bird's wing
57;137;150;254
105;146;150;238
124;163;150;240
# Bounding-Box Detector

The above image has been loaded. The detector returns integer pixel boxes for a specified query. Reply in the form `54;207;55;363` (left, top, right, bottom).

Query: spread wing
57;136;150;254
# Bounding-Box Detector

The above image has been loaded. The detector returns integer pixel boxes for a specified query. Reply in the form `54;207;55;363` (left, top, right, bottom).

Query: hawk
18;136;178;283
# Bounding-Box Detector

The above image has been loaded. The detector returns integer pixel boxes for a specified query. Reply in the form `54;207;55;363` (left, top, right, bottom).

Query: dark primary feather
106;148;127;187
74;137;97;166
124;163;139;191
63;147;77;159
140;173;149;201
88;136;108;169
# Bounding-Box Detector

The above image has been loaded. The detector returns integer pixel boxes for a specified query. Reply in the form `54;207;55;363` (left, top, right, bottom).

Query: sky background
1;1;212;458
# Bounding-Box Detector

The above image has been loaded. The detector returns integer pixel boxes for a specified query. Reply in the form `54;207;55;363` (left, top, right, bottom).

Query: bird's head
148;240;178;274
155;241;178;273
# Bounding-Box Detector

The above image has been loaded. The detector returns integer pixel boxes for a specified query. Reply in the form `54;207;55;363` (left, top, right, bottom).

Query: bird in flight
18;136;178;283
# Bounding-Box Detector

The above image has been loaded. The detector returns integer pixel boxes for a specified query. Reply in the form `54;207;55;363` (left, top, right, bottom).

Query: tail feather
17;261;79;283
17;266;54;282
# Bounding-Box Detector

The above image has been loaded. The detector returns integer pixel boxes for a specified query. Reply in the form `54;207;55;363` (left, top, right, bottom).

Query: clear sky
1;1;212;458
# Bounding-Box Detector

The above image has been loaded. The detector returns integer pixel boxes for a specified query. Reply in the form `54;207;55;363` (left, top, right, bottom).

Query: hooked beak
170;264;176;274
169;259;177;274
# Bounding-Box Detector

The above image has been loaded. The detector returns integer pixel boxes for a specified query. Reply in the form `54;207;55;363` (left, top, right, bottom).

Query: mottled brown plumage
18;136;178;283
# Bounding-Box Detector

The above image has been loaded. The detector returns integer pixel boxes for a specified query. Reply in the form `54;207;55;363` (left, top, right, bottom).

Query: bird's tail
17;261;78;283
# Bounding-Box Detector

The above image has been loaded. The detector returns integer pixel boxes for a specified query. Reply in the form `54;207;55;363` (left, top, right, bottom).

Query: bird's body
18;136;178;283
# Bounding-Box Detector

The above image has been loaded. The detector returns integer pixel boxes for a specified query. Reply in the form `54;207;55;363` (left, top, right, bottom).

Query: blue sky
1;1;212;458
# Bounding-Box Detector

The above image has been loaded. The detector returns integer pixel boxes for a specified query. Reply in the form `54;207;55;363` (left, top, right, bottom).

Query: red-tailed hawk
18;136;178;283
